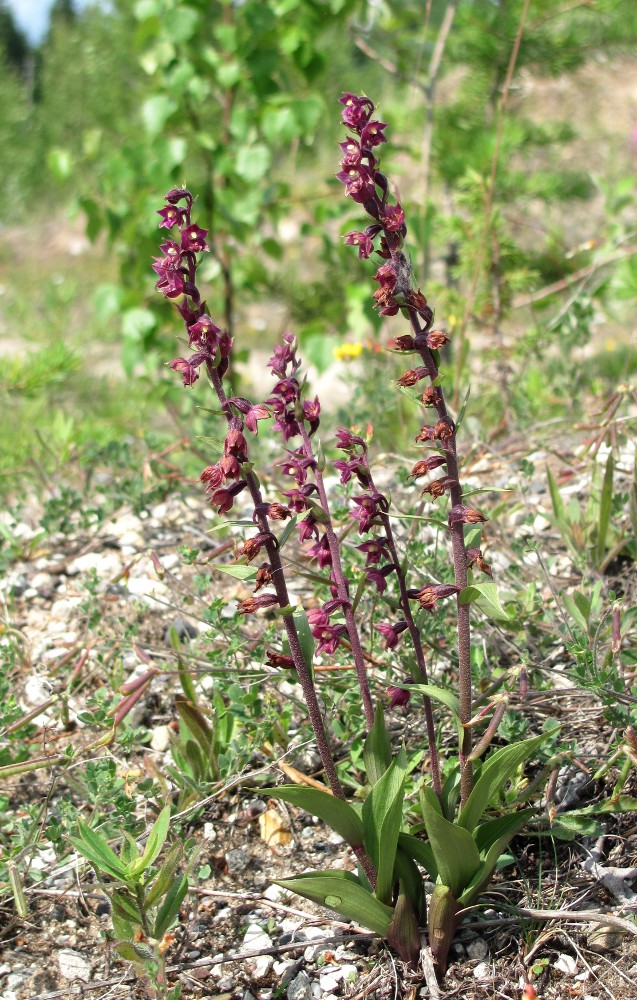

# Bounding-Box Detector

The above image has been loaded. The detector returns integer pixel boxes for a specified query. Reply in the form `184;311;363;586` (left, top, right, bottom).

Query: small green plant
70;806;189;998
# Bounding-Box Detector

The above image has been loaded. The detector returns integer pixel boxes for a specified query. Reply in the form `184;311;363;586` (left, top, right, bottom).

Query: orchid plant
153;93;558;975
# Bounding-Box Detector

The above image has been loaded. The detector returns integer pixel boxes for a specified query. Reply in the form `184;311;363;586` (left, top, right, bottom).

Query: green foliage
70;806;190;994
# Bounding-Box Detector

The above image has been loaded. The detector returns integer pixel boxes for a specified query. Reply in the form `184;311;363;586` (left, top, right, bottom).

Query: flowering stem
299;426;375;730
362;457;443;798
407;309;473;803
205;363;347;800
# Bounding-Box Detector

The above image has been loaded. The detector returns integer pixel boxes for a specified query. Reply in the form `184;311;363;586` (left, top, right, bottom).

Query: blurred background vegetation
1;0;636;502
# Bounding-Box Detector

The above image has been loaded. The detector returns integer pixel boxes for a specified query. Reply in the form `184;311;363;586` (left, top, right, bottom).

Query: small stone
226;849;251;873
252;954;273;980
287;970;313;1000
555;953;577;975
217;976;234;990
150;725;171;752
473;961;492;980
466;937;489;961
58;949;91;982
587;924;623;953
241;924;273;953
319;970;341;991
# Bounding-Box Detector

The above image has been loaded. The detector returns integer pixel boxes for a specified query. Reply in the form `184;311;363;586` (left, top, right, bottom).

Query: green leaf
213;564;258;581
421;787;480;896
175;699;213;756
275;870;393;936
292;607;314;674
459;728;558;833
128;805;171;877
70;821;128;880
458;582;510;620
363;703;391;786
154;874;189;939
459;809;534;905
263;786;364;848
141;94;177;136
235;143;271;182
546;465;564;520
393;847;427;922
362;748;407;904
596;451;614;565
277;514;299;550
145;842;183;908
405;683;461;718
397;832;437;880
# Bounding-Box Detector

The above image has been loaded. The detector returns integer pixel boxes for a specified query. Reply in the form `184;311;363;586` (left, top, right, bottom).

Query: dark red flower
157;205;184;229
410;456;447;478
307;534;332;569
356;537;390;566
376;621;409;650
180;223;209;253
388;681;412;709
339;92;375;131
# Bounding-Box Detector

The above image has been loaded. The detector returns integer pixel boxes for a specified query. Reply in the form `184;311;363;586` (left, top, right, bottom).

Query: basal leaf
275;870;393;936
397;832;437;881
362;748;407;904
459;809;534;905
263;786;364;848
421;786;480;896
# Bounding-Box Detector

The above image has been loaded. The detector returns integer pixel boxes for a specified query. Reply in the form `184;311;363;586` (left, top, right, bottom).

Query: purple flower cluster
154;190;232;387
337;94;432;324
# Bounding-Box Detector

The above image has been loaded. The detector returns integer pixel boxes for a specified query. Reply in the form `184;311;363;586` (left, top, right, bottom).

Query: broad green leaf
362;748;407;904
459;728;558;833
112;911;136;944
213;564;258;581
235;143;271;182
275;870;393;936
552;794;637;817
363;703;391;786
474;809;535;855
421;787;480;896
459;809;534;905
596;451;614;565
397;832;437;880
154;873;189;939
405;683;461;718
458;582;510;621
141;94;177;136
263;786;364;848
70;821;128;880
126;805;171;878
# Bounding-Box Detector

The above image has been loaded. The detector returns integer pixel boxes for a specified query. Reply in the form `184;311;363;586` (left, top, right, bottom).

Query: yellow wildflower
333;342;364;361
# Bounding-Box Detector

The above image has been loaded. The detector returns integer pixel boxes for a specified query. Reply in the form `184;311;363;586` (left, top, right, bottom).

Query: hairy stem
299;425;375;730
